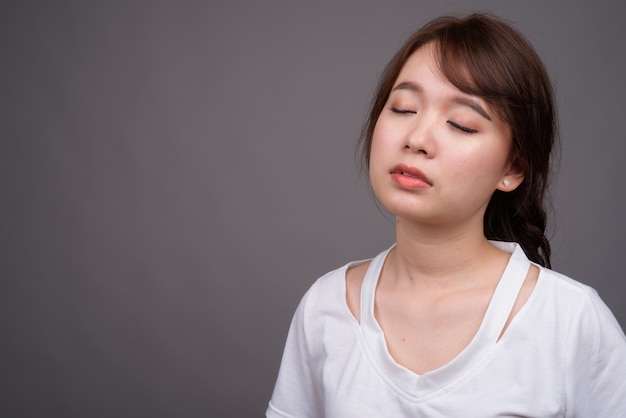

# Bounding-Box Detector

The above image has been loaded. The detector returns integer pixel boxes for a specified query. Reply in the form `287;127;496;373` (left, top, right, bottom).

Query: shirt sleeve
267;286;325;418
565;288;626;417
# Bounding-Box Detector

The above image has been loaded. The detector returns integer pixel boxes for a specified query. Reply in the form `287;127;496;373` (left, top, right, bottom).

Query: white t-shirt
267;242;626;417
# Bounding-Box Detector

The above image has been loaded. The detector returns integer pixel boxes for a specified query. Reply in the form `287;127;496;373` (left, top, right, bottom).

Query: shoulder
291;249;382;329
536;266;604;311
538;266;607;306
536;266;625;338
304;263;349;300
296;257;369;317
536;271;626;414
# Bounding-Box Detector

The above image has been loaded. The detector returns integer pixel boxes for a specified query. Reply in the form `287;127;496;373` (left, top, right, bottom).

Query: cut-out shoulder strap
360;247;391;329
498;264;539;341
345;260;370;323
479;245;531;344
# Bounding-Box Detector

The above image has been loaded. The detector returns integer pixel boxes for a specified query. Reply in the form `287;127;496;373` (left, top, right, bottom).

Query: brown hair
359;13;557;267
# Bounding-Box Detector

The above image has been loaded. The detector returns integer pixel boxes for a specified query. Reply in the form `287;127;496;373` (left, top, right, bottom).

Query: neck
389;216;504;287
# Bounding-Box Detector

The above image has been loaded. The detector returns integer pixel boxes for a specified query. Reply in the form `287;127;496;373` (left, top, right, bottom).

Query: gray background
1;1;624;416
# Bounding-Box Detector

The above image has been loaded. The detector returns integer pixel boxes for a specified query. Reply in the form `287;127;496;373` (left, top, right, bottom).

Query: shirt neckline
358;241;531;401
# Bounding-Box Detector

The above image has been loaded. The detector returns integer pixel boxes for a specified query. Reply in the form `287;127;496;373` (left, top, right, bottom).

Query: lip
390;164;432;189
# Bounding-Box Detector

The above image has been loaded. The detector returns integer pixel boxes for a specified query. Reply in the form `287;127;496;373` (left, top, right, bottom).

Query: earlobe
498;161;525;192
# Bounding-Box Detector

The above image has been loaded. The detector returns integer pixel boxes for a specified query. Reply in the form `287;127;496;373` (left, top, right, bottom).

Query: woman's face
369;42;522;228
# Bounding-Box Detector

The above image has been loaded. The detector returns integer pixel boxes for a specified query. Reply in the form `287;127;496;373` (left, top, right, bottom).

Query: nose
404;116;435;157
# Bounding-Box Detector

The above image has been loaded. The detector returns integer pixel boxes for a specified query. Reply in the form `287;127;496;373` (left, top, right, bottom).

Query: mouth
390;164;432;188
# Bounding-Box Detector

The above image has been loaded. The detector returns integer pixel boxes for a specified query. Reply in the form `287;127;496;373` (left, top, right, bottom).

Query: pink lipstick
390;164;432;189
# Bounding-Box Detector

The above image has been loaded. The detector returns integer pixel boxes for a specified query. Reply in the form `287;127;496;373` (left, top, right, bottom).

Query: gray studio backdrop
1;1;625;416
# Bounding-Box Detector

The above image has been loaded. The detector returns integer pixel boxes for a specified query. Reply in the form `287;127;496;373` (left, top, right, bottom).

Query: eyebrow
453;97;492;121
393;81;421;94
392;81;492;121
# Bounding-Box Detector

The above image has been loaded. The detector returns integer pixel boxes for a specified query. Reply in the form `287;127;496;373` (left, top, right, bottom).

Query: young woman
267;13;626;417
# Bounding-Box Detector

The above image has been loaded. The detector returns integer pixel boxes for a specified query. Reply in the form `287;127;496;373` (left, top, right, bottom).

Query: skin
346;43;537;375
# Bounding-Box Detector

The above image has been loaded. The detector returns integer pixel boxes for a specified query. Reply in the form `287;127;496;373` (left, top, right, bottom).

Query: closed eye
447;120;478;134
389;107;417;115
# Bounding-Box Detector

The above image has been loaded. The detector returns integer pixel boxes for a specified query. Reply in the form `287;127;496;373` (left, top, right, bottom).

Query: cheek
370;114;404;154
448;146;510;185
446;154;504;210
368;145;385;185
369;123;388;166
368;127;394;190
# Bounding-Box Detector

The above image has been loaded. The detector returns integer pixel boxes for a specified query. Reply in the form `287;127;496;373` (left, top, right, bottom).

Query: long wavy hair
359;13;558;268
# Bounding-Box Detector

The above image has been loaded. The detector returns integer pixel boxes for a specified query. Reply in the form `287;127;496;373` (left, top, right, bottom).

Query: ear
497;160;525;192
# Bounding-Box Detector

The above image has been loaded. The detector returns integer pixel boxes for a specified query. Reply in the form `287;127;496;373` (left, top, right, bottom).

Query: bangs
431;24;523;125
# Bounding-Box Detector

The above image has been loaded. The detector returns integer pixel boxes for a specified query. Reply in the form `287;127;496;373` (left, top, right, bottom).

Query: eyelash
389;107;478;134
389;107;416;115
447;120;478;134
